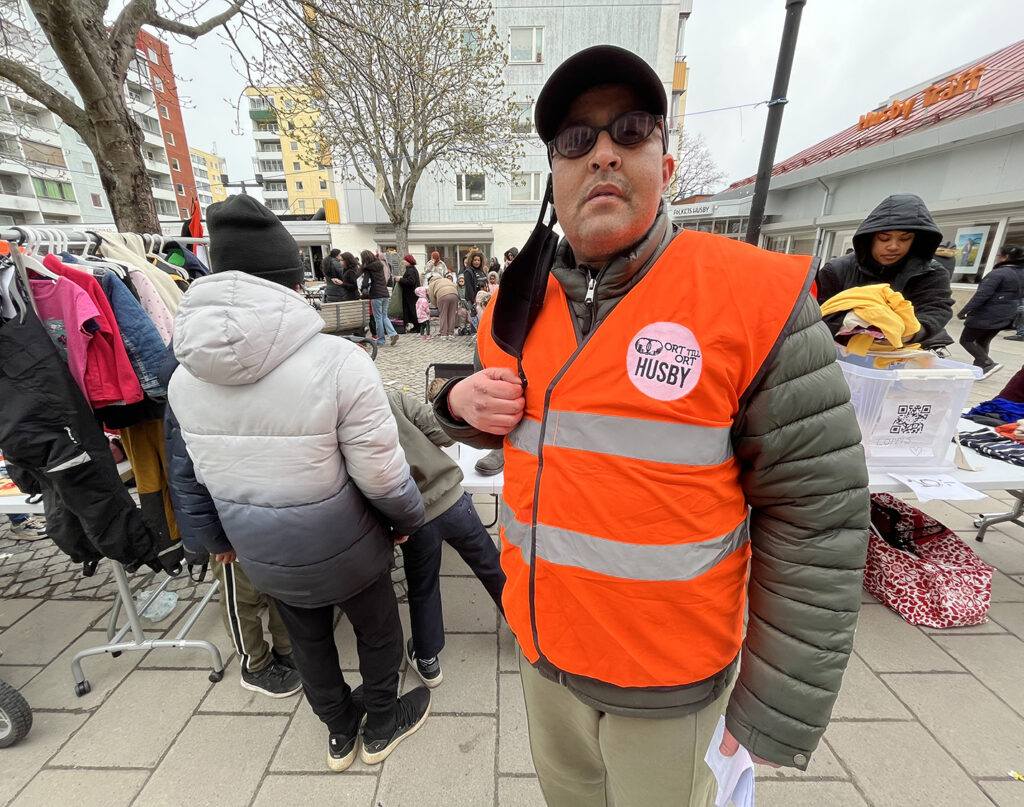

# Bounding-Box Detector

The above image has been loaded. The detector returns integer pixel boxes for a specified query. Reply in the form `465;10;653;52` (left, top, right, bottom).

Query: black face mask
490;175;559;386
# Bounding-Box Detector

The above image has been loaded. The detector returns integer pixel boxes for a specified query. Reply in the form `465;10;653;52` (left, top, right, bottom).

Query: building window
153;76;164;92
319;179;327;190
297;199;305;211
287;121;295;131
176;183;185;196
90;193;102;208
265;198;288;211
154;198;177;215
292;161;301;171
259;160;284;172
148;47;159;63
290;140;299;151
513;102;533;135
82;160;95;176
511;171;543;203
159;104;169;119
182;207;189;217
31;177;75;201
283;98;294;111
171;158;180;171
136;47;147;61
165;131;174;145
510;27;543;63
249;96;269;110
295;181;303;190
456;173;486;202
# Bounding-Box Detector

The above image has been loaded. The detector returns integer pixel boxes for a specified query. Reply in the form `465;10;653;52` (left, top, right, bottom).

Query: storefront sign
857;65;986;131
670;202;714;219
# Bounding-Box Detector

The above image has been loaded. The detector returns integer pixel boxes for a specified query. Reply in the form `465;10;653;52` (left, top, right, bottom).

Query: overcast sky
169;0;1022;194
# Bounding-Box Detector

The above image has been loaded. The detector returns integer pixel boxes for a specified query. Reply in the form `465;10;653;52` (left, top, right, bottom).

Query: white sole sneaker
980;363;1004;380
405;643;443;688
359;700;431;765
239;676;302;698
327;736;359;772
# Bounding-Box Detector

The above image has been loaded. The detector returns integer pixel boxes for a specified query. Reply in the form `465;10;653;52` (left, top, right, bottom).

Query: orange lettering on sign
857;64;986;130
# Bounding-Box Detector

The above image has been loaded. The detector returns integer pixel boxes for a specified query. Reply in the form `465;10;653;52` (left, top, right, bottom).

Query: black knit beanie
207;195;304;289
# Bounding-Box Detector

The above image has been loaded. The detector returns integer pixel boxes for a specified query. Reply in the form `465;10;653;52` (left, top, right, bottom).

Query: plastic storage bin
836;349;981;470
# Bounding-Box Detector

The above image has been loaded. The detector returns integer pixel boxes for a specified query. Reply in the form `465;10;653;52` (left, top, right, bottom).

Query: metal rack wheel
208;670;224;683
74;680;91;697
0;680;33;747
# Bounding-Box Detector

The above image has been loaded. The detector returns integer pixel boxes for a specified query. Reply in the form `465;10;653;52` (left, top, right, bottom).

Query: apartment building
245;87;333;217
0;0;195;226
0;0;104;225
189;146;228;210
330;0;692;264
137;29;196;220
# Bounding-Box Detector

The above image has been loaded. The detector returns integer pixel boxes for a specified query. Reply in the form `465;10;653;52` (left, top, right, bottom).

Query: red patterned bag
864;493;993;628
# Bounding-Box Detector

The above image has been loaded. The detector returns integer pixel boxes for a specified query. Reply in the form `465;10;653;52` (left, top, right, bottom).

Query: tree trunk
87;96;160;233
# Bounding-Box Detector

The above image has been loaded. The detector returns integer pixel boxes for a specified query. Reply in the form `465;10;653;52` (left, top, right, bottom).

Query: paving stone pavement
3;307;1024;805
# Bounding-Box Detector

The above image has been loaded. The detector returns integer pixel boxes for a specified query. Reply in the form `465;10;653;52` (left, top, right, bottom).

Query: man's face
551;84;673;267
871;230;915;266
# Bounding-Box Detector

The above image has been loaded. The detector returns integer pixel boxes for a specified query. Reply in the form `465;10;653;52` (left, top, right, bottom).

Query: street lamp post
744;0;806;247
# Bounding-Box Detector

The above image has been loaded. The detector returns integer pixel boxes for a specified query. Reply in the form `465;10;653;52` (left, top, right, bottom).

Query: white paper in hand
704;716;755;807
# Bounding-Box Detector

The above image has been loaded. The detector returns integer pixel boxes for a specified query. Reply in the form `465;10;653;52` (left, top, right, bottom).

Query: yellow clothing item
820;283;920;349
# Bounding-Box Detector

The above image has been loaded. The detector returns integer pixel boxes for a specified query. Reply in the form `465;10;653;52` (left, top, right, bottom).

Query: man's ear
661;153;675;193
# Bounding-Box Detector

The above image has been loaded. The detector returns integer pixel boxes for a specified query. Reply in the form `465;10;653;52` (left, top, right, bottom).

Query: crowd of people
317;245;518;344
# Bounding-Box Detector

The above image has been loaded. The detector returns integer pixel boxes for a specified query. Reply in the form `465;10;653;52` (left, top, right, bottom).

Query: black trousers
402;492;505;659
273;571;402;738
959;326;1000;369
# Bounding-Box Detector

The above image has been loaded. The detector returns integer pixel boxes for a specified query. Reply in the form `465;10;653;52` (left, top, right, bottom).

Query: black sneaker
359;686;431;765
980;363;1004;380
1005;335;1024;341
406;638;442;688
240;660;302;698
272;649;297;671
327;691;366;772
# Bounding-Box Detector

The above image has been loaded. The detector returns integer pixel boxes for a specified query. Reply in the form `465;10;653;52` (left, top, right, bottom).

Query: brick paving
1;303;1024;805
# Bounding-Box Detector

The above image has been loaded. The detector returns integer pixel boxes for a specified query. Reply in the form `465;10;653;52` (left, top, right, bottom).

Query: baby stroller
0;652;32;747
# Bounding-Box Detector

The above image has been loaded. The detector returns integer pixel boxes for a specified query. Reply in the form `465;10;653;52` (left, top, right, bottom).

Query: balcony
36;196;80;216
144;157;170;175
254;128;280;141
262;187;288;200
151;185;176;201
249;108;275;121
0;191;38;213
142;127;165;147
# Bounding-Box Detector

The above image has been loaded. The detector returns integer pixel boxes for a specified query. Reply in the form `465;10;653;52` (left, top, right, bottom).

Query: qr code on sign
890;404;932;434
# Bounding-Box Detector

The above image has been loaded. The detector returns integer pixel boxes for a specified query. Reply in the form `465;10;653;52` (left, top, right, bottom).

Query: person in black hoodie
957;244;1024;378
816;194;954;351
361;249;399;346
323;249;345;302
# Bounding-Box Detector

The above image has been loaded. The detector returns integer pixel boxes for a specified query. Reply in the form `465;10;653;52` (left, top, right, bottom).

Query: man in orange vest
433;45;870;806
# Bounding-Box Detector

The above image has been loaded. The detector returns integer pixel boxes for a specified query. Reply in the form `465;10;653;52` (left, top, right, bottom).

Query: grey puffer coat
960;260;1024;329
434;209;869;770
167;272;424;607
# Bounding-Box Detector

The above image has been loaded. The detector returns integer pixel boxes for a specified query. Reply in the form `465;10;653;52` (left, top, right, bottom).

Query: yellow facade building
188;146;228;211
245;86;334;218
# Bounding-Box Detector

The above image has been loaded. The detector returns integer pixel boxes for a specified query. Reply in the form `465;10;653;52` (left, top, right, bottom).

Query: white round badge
626;322;703;401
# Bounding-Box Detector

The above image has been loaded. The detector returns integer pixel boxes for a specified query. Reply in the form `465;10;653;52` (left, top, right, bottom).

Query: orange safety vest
478;230;814;689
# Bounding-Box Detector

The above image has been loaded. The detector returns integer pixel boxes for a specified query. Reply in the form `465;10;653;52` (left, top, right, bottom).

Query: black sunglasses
548;111;665;159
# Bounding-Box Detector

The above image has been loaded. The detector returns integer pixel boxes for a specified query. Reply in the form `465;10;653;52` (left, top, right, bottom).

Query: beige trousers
519;652;729;807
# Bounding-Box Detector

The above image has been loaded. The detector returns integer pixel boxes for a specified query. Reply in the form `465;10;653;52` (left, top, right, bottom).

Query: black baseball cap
534;45;668;144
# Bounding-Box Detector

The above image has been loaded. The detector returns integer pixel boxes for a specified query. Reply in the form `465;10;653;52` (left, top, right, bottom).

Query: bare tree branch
0;53;91;137
148;1;244;39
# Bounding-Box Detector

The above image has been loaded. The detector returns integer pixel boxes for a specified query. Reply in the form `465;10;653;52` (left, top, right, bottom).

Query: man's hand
447;367;525;434
332;278;343;285
214;550;236;563
394;535;409;545
720;727;781;767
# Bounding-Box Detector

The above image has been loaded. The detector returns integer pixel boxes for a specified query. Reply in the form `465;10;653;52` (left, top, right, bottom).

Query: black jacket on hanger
0;284;168;573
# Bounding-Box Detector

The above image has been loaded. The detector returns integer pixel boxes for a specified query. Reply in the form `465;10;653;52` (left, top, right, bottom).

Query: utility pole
744;0;806;246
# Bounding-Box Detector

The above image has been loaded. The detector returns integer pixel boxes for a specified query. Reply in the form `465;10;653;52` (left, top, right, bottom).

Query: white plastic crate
836;349;981;471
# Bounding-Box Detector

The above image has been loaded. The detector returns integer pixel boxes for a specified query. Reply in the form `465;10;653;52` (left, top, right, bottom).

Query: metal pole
744;0;806;246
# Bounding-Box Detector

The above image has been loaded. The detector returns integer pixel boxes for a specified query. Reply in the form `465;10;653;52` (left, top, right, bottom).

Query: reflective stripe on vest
502;502;749;581
508;410;733;466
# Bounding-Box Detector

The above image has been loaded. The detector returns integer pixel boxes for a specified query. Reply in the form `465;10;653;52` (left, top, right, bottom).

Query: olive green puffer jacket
435;211;870;769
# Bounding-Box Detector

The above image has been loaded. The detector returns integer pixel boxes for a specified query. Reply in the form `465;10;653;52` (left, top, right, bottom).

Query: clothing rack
1;230;224;695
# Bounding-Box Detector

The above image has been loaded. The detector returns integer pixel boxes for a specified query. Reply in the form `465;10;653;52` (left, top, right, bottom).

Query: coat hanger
12;227;59;281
